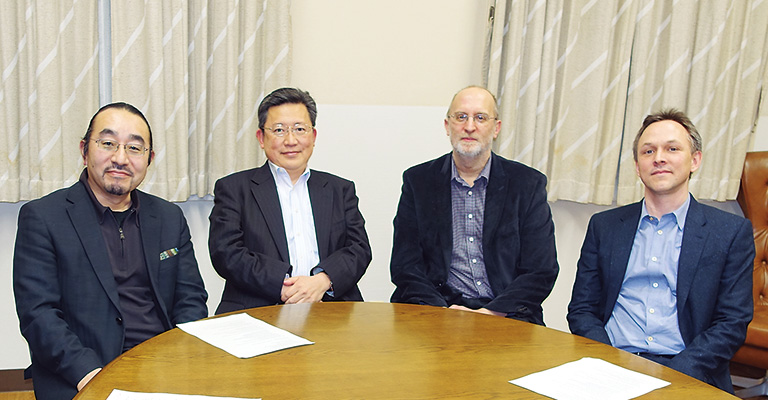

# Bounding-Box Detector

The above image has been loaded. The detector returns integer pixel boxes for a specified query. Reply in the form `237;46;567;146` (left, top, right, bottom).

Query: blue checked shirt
447;158;494;299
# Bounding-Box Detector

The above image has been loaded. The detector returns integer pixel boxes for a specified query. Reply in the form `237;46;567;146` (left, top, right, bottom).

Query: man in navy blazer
390;86;558;325
567;109;754;393
209;88;371;314
13;103;208;400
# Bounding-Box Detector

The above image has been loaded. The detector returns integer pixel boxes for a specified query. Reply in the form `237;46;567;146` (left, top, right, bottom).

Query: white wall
0;202;27;369
1;0;766;369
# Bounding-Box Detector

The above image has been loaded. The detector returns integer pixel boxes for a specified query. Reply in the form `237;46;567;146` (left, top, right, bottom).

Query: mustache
104;163;134;176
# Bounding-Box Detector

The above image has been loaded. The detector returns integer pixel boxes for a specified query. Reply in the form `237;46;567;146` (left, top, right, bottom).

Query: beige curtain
485;0;768;205
0;1;100;202
111;0;292;201
617;1;768;204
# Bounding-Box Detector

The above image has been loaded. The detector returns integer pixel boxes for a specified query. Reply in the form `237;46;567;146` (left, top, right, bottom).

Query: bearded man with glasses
208;87;372;314
390;86;559;325
13;102;208;400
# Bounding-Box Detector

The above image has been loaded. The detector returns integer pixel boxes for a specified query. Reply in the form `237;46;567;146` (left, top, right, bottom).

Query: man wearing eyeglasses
390;86;558;325
209;87;371;314
13;102;208;400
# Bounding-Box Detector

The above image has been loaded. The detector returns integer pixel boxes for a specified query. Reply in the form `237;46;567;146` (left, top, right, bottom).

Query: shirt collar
450;155;492;186
640;194;691;231
267;161;311;186
79;169;140;224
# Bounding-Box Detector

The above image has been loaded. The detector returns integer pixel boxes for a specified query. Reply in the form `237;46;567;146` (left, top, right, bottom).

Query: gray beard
454;142;485;158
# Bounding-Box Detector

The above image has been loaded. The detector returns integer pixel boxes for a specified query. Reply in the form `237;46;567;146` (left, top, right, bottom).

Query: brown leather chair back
737;151;768;307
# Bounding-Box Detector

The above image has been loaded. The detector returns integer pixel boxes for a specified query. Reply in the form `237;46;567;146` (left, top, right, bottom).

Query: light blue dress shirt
268;162;320;278
605;196;690;355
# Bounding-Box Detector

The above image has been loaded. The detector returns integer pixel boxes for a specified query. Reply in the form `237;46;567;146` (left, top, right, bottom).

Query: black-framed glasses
91;139;149;157
447;113;496;124
263;123;313;137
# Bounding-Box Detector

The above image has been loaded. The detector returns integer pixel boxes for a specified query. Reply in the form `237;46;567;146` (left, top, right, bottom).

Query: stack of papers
510;357;670;400
177;313;313;358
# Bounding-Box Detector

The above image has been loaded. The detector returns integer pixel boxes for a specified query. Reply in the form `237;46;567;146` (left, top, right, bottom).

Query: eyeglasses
263;123;313;137
447;113;496;125
91;139;149;157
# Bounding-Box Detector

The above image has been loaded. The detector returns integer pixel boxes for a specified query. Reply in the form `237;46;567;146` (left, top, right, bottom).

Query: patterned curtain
485;0;768;205
0;1;99;202
110;0;291;200
0;0;291;202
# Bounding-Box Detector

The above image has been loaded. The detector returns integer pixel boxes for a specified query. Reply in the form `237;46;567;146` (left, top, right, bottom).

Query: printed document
106;389;259;400
177;313;313;358
510;357;670;400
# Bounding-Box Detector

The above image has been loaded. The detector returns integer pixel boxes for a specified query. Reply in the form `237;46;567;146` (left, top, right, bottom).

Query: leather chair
731;151;768;398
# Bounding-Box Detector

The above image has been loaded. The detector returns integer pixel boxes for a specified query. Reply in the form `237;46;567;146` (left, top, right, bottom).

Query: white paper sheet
106;389;259;400
510;357;670;400
177;313;313;358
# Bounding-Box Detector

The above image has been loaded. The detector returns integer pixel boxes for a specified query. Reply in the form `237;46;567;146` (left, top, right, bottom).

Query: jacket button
116;317;123;325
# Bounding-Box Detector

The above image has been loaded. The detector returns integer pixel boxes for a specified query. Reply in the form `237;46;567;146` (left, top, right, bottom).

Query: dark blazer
13;179;208;400
567;196;754;393
389;152;559;325
209;163;371;314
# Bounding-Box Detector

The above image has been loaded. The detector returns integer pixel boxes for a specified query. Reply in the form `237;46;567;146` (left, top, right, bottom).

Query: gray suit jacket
209;163;371;314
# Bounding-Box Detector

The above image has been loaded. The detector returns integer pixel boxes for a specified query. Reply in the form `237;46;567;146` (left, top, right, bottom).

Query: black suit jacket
390;152;559;325
13;179;208;400
209;163;371;314
567;196;754;392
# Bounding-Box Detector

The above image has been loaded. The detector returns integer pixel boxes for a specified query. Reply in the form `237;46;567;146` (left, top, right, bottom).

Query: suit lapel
137;192;168;321
308;172;332;259
605;203;642;321
251;165;291;262
483;154;506;245
676;197;706;312
66;183;122;313
435;155;454;270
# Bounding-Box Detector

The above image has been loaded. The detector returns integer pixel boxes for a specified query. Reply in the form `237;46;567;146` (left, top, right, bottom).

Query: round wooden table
75;302;736;399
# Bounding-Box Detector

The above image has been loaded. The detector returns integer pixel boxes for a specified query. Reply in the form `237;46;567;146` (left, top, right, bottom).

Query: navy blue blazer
390;152;559;325
209;163;372;314
13;179;208;400
567;196;754;392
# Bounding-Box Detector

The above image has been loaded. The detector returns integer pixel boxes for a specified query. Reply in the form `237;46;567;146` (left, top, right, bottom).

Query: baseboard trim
0;369;33;392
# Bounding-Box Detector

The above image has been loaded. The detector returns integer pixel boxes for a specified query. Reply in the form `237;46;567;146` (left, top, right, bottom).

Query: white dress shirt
268;162;320;277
